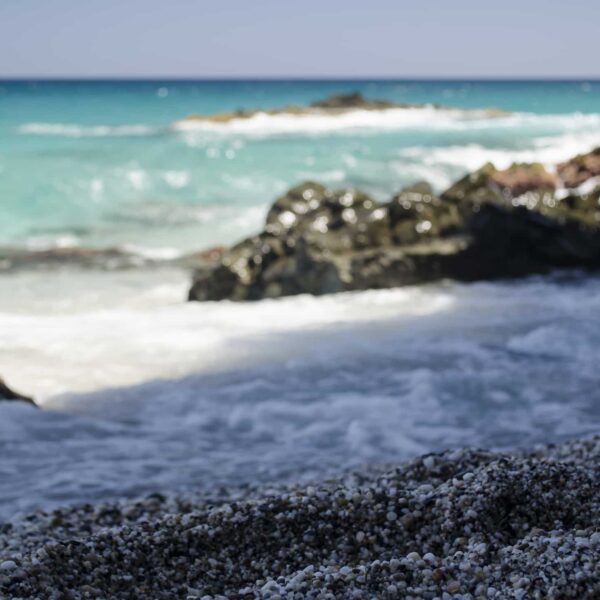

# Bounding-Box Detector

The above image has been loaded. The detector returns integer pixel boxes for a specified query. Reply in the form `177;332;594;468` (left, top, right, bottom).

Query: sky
1;0;599;78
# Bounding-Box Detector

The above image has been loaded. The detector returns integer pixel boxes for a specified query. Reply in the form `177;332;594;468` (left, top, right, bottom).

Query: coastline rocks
177;92;413;125
2;436;599;599
189;152;600;301
0;377;35;406
557;147;600;188
309;91;403;110
176;92;507;126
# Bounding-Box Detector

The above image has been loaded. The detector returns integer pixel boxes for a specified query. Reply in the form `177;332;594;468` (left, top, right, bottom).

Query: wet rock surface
189;151;600;301
1;436;599;599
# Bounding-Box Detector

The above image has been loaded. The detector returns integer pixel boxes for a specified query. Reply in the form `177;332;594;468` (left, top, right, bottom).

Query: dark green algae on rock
189;150;600;302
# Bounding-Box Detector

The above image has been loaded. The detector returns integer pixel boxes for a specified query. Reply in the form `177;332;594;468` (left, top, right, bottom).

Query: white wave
118;244;184;261
172;107;500;136
172;107;600;138
0;271;454;401
18;122;159;137
395;132;600;190
18;110;600;142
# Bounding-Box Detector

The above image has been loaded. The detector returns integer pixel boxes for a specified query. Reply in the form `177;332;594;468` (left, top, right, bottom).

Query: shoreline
1;80;599;600
1;434;599;598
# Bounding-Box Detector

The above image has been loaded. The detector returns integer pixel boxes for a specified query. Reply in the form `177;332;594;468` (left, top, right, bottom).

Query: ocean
2;79;600;251
1;79;600;519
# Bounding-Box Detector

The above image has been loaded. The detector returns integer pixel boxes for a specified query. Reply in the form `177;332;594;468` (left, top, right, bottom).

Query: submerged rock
0;244;223;273
0;377;35;406
0;246;142;272
189;151;600;301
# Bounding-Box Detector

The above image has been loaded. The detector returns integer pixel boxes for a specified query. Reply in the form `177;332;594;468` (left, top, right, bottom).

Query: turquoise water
1;79;600;251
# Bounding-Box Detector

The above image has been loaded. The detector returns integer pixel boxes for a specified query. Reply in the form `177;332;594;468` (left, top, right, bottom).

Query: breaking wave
172;108;600;138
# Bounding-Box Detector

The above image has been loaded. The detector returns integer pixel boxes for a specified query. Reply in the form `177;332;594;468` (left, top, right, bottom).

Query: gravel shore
1;436;599;599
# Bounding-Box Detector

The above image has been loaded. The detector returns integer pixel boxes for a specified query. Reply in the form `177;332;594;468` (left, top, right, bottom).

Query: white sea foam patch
395;131;600;190
18;123;159;137
172;107;504;137
1;273;600;518
172;108;600;139
0;270;454;402
161;170;191;189
119;244;184;261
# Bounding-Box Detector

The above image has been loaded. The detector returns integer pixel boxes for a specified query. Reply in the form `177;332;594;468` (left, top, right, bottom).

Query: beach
1;80;600;597
1;435;599;598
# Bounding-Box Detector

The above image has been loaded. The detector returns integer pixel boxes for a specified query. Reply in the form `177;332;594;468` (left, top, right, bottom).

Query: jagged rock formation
189;149;600;302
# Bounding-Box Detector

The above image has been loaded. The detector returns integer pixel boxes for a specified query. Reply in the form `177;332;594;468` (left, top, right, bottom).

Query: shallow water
1;271;599;519
2;80;600;252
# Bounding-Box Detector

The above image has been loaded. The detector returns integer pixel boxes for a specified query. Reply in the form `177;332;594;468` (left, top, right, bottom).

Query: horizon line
1;75;599;82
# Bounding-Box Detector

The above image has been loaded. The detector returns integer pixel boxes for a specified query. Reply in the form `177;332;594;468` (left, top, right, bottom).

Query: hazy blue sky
1;0;598;78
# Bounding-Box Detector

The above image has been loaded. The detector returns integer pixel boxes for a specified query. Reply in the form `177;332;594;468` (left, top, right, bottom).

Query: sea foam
172;108;600;138
1;272;600;517
18;123;160;137
172;107;502;136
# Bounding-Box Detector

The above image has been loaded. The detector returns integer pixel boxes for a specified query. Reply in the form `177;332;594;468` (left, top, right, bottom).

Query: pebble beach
1;435;599;599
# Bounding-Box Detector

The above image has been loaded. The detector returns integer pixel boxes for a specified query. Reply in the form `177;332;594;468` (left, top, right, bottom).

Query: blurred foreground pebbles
0;435;599;598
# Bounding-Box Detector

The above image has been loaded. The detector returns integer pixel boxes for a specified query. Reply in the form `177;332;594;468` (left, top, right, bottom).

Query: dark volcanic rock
0;377;36;406
309;91;399;110
189;151;600;301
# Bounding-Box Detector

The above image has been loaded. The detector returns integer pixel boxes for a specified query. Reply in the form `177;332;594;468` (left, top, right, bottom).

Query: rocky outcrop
557;147;600;188
176;92;507;125
0;377;35;406
309;91;404;110
189;151;600;302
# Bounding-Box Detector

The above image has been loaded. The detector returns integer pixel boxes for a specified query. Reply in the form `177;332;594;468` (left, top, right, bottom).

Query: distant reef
0;245;224;273
189;147;600;301
175;91;508;125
